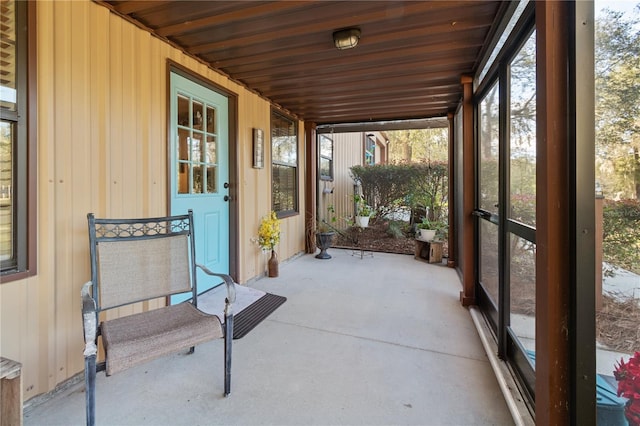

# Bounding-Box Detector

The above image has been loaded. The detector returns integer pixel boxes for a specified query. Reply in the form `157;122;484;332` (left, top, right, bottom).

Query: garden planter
417;229;436;241
315;232;335;259
355;216;370;228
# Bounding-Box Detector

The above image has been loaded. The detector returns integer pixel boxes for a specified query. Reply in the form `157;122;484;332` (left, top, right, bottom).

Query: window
364;134;375;165
319;134;333;181
176;94;218;194
1;0;35;280
271;110;298;216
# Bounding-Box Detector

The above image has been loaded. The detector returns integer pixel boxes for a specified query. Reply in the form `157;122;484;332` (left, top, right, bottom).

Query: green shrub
350;161;448;224
603;198;640;275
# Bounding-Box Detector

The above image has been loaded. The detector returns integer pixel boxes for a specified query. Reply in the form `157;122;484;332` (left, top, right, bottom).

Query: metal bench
81;210;236;426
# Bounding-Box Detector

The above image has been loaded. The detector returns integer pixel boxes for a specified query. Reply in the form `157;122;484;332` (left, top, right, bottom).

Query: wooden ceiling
99;1;506;126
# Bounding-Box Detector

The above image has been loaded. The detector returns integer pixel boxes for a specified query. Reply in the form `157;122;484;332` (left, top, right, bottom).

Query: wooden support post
459;75;475;306
304;122;317;253
447;112;456;268
535;2;570;423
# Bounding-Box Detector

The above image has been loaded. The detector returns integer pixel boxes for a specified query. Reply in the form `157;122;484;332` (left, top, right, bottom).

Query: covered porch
24;250;517;425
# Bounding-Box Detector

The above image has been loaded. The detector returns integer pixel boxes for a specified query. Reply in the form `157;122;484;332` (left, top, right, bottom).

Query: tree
387;128;448;164
595;6;640;199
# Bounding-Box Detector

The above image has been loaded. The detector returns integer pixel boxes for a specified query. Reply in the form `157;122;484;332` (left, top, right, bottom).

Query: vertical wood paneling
0;0;306;401
34;0;56;397
70;0;92;375
322;132;364;229
52;0;73;385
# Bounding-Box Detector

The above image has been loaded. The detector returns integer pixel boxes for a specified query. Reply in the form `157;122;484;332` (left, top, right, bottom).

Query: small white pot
355;216;370;228
417;229;436;241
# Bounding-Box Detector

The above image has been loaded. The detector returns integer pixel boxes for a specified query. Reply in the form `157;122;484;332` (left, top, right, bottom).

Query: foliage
386;220;406;239
417;217;448;240
595;6;640;199
257;211;280;251
405;161;448;222
614;351;640;425
603;199;640;274
353;194;373;217
317;204;337;233
350;162;448;223
387;128;448;164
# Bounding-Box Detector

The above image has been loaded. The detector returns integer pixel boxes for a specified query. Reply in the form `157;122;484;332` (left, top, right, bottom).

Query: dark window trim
473;2;537;409
2;1;37;283
270;108;299;218
364;133;375;166
318;134;333;181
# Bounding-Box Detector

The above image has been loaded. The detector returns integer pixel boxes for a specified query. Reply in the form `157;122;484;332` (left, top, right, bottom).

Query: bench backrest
87;211;197;311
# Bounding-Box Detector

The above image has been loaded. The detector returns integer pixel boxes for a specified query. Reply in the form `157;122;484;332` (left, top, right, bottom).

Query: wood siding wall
0;0;305;401
318;132;386;230
318;133;362;229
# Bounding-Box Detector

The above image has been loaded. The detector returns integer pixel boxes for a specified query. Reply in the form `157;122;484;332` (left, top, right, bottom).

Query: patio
23;249;514;425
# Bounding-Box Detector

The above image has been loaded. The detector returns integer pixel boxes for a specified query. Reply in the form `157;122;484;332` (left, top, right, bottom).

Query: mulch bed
333;221;416;255
597;293;640;354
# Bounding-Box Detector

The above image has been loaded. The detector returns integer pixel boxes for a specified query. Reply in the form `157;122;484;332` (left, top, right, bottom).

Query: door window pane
206;106;216;134
175;92;218;195
177;95;189;126
480;83;500;213
509;31;537;226
193;101;203;130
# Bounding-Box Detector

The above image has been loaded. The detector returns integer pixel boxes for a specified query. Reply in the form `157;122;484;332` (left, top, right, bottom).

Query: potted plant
353;194;373;228
416;217;446;242
257;211;281;277
614;351;640;426
316;205;336;259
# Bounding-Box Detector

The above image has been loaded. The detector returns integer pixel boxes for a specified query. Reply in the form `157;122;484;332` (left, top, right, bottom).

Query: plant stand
414;239;443;264
351;248;373;259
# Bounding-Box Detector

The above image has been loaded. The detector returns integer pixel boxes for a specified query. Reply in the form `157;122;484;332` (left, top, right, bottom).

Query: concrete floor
24;249;514;426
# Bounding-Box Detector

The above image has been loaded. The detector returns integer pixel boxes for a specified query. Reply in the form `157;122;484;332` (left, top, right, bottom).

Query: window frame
270;109;298;218
318;134;333;181
364;134;376;166
1;1;37;282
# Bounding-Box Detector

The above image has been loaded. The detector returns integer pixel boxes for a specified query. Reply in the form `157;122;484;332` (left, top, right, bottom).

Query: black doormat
233;293;287;339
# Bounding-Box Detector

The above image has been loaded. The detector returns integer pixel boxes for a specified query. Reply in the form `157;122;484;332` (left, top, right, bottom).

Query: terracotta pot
268;250;279;277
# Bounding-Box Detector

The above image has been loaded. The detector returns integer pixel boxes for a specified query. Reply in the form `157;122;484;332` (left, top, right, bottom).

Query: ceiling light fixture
333;28;361;50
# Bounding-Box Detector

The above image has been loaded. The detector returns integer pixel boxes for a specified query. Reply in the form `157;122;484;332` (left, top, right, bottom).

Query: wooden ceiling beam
187;1;470;55
208;13;495;68
110;1;172;16
237;53;477;87
225;41;482;80
253;72;460;96
275;86;459;105
156;2;314;37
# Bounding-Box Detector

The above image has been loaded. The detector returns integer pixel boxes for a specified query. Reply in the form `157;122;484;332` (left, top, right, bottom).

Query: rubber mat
232;293;287;339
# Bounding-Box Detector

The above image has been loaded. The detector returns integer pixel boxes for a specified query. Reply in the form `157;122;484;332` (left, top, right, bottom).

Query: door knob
224;182;230;189
224;195;231;202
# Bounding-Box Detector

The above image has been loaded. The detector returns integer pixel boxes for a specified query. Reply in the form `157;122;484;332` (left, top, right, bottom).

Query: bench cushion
101;303;222;375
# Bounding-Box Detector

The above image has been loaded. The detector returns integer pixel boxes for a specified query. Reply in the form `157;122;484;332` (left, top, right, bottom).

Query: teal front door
170;72;229;303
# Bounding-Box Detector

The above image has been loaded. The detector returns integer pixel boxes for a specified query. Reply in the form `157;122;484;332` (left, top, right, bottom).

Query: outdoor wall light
333;28;361;50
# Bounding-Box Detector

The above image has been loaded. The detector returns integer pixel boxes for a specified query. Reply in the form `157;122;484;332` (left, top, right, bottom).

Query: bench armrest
196;264;237;317
81;281;98;358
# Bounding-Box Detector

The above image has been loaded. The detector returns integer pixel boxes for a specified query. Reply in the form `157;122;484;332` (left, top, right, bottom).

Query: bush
350;161;448;224
603;198;640;274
